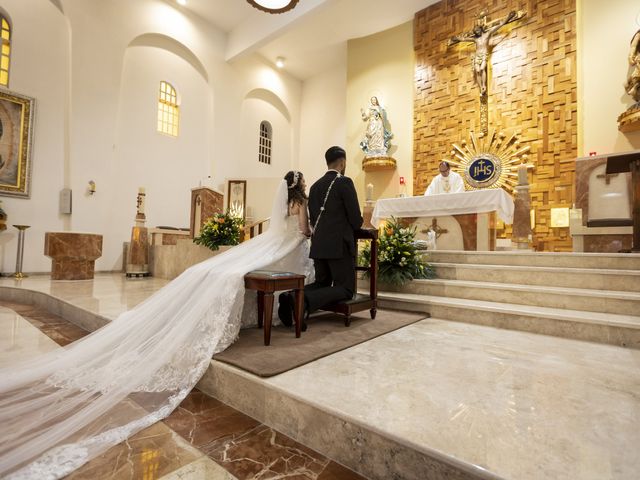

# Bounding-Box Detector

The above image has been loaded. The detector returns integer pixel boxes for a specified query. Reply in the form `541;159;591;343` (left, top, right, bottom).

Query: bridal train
0;179;311;479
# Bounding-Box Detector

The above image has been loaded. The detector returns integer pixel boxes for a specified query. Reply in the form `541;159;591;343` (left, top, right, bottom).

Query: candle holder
13;225;30;279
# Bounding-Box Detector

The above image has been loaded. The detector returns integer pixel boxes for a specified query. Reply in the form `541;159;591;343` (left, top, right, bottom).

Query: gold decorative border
362;156;396;172
0;88;35;198
246;0;300;14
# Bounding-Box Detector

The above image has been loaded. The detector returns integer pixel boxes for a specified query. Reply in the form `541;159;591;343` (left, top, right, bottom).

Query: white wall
346;22;414;201
0;0;303;272
108;45;211;269
578;0;640;154
0;0;69;273
298;57;348;184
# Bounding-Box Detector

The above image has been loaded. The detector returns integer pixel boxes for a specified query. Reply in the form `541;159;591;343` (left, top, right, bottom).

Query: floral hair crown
288;171;301;189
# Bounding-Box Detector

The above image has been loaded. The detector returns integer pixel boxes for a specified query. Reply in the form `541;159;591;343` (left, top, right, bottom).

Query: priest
424;161;465;195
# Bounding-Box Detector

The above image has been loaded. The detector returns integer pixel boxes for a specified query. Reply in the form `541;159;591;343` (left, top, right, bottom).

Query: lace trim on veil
0;180;309;479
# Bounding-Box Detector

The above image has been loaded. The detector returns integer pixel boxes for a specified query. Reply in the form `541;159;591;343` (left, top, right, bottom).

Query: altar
371;189;514;251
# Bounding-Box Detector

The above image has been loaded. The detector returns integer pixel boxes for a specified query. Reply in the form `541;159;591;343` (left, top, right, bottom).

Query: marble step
423;250;640;270
374;292;640;349
377;279;640;315
432;262;640;292
198;356;503;480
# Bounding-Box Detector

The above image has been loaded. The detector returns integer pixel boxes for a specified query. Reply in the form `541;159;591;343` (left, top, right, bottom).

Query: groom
279;146;363;328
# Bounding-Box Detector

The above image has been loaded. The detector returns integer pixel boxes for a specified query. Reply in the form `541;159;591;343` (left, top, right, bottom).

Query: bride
0;171;313;479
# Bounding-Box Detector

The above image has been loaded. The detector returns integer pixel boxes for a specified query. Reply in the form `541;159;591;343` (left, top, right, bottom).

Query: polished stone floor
2;274;640;479
260;318;640;479
0;301;364;480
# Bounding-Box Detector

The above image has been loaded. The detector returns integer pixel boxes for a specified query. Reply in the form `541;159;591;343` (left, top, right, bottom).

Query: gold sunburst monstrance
445;130;531;194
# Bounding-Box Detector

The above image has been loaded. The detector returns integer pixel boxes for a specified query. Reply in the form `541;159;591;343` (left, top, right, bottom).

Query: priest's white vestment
424;171;465;195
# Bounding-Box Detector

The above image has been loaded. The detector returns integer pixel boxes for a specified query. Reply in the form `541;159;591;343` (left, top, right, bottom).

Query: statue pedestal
362;156;396;172
618;104;640;133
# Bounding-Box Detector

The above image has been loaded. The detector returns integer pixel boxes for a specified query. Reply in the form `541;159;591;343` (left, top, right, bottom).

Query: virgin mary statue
360;96;393;158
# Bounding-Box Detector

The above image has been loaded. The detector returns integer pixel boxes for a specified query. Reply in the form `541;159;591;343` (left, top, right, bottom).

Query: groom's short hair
325;146;346;165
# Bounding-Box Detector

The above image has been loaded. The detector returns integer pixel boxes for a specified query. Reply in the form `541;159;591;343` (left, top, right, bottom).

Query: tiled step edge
197;360;504;480
0;286;109;332
374;292;640;349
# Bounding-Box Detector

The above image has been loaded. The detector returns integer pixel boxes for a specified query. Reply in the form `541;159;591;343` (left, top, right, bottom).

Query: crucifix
421;218;448;239
447;8;526;133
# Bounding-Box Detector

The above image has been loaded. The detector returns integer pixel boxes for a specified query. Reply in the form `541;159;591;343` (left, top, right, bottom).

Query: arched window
157;81;179;137
258;121;272;164
0;15;11;87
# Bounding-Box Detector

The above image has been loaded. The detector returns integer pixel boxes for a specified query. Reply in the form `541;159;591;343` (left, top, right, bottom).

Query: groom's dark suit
305;170;363;313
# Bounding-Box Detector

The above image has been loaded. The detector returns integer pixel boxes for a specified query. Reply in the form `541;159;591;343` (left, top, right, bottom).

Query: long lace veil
0;180;298;478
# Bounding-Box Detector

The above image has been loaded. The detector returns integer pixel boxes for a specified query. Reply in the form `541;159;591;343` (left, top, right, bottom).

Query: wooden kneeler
321;228;378;326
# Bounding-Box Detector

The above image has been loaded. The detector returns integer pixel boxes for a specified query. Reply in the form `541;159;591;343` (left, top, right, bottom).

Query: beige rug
213;309;427;377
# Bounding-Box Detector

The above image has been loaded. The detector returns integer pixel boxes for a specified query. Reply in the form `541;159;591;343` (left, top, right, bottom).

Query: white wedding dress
0;180;312;479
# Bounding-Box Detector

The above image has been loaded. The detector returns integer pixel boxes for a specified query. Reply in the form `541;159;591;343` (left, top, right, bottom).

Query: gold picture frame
0;89;35;198
227;179;247;221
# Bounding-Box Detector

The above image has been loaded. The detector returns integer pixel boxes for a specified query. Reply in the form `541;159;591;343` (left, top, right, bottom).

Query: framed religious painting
0;89;35;198
227;179;246;221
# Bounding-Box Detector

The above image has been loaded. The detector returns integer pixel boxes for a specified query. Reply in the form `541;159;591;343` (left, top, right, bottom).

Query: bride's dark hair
284;170;307;206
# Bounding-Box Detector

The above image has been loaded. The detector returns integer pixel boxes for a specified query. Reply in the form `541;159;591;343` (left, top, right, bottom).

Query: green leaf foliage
359;217;435;286
193;212;244;251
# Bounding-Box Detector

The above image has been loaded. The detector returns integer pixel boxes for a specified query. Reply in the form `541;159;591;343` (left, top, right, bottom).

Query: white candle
517;164;528;185
138;187;146;195
366;183;374;201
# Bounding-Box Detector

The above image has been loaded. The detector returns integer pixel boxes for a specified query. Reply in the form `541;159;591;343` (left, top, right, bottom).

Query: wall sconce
88;180;96;195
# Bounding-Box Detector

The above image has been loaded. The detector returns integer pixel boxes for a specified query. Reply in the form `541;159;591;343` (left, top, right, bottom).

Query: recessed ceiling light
275;57;285;68
246;0;299;14
177;0;186;6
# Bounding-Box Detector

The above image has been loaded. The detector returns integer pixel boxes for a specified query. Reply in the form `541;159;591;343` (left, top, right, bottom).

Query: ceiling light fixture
177;0;186;5
246;0;299;14
275;57;285;68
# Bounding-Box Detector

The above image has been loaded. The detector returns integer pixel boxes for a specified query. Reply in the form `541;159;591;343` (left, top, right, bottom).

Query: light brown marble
454;214;477;251
67;422;202;480
150;240;231;280
512;185;532;247
190;187;224;238
127;226;149;269
44;232;103;280
584;234;633;253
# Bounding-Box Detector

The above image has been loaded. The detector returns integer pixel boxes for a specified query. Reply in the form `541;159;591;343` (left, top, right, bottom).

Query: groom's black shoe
278;292;294;327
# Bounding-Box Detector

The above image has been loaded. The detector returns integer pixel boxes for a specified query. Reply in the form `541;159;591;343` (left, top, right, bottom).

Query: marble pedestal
44;232;103;280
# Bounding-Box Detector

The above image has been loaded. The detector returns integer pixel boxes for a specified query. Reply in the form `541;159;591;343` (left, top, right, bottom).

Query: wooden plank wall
413;0;577;251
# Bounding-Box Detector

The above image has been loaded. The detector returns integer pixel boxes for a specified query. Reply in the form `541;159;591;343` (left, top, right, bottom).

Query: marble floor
2;274;640;479
257;318;640;479
0;301;365;480
0;273;169;320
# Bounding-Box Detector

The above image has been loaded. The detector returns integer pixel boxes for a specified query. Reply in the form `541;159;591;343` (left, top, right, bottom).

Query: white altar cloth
371;189;514;226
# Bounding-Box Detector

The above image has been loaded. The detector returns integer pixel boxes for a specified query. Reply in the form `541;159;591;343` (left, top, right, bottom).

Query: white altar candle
517;164;528;185
366;183;374;201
